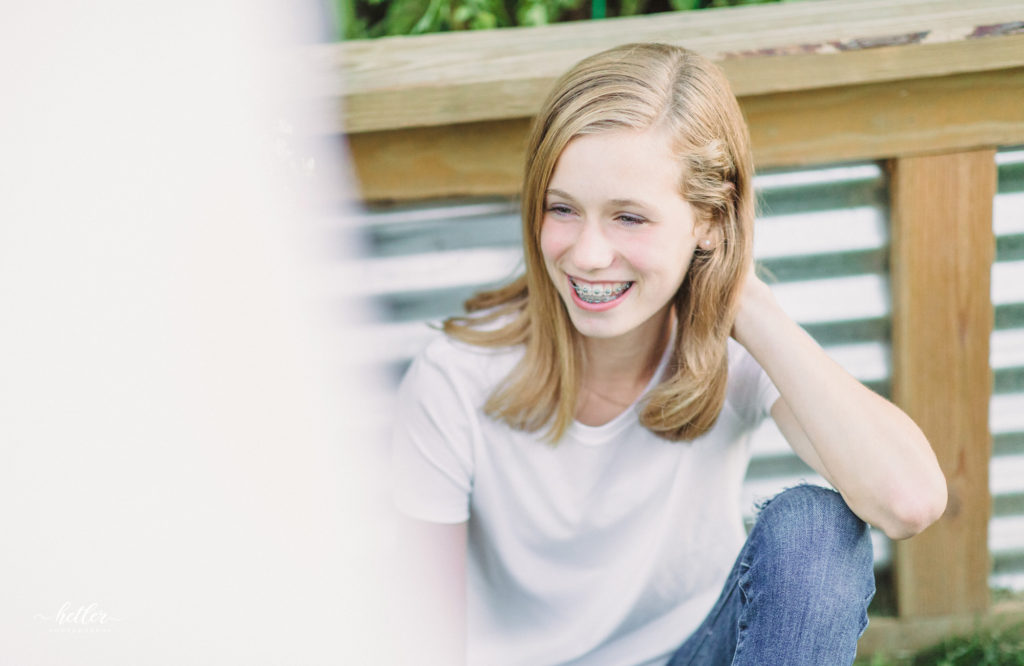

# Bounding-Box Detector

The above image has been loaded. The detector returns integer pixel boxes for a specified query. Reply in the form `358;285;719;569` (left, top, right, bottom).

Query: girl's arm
392;516;468;665
732;271;947;540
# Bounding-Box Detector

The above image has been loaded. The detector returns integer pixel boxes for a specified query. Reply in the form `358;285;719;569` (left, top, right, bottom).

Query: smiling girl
392;43;947;665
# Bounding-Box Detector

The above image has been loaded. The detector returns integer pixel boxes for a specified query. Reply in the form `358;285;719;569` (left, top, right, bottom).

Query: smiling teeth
570;278;632;303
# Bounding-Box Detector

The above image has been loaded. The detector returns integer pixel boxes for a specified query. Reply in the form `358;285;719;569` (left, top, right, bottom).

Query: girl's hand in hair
730;265;774;350
729;266;947;541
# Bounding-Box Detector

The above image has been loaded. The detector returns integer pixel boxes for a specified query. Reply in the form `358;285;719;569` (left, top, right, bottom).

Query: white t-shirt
392;334;780;666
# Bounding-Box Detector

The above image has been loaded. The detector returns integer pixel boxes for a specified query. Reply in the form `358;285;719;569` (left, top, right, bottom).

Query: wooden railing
308;0;1024;655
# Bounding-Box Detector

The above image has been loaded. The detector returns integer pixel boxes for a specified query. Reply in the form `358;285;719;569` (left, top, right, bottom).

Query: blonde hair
444;42;754;443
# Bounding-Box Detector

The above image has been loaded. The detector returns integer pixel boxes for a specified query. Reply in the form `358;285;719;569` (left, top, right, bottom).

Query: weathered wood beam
348;68;1024;201
743;68;1024;167
303;0;1024;134
346;119;529;202
858;601;1024;658
889;149;997;617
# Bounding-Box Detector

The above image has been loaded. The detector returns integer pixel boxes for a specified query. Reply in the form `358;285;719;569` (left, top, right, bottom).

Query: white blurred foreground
0;2;410;664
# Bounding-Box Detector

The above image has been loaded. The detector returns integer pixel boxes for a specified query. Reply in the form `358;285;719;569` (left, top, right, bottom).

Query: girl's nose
570;221;615;272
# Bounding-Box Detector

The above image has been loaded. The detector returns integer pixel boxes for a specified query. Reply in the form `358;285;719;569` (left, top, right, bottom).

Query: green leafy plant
335;0;792;40
858;625;1024;666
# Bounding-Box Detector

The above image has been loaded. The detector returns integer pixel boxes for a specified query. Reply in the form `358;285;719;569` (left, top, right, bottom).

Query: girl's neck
574;307;673;425
582;307;673;380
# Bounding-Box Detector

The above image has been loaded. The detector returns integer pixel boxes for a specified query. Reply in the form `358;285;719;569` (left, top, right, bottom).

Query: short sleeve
727;340;781;425
391;348;475;523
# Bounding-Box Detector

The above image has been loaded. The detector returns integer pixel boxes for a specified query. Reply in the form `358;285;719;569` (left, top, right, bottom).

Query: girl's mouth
569;277;633;305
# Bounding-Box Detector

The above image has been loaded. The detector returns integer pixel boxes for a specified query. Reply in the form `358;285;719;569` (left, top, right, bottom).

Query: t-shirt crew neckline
566;339;674;447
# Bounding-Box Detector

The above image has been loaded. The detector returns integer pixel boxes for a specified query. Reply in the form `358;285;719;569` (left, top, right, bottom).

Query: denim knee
746;485;875;612
731;485;876;664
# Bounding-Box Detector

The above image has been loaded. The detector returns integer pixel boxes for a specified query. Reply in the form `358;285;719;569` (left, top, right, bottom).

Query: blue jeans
668;485;876;665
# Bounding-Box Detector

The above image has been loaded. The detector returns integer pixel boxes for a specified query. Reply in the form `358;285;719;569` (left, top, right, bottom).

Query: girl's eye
546;204;574;216
618;214;646;227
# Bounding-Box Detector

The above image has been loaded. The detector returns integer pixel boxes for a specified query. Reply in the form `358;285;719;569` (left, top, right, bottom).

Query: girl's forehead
547;129;684;198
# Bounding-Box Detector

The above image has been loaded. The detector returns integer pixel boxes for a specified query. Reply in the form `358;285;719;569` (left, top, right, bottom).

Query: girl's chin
565;309;631;340
563;297;674;344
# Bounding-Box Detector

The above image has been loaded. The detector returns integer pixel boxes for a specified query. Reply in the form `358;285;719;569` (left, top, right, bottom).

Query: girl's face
540;127;705;344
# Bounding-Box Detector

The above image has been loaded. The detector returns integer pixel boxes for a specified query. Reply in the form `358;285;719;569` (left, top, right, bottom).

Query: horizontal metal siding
741;164;891;569
990;147;1024;592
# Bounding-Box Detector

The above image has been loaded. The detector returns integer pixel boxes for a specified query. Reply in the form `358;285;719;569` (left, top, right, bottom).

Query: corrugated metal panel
741;163;891;572
354;151;1024;593
991;147;1024;592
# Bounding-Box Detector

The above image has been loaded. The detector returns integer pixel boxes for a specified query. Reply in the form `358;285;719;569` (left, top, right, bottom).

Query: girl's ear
694;179;734;252
695;219;723;252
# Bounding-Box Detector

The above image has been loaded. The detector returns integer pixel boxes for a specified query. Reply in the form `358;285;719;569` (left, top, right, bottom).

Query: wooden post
889;149;997;617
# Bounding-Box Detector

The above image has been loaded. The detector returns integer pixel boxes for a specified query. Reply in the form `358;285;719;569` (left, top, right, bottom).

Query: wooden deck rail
308;0;1024;655
304;0;1024;200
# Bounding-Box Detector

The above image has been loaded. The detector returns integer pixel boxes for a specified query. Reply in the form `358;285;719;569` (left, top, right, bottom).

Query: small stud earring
700;239;713;250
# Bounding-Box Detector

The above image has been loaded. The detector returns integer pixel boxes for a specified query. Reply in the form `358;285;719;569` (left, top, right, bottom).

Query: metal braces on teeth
570;279;632;304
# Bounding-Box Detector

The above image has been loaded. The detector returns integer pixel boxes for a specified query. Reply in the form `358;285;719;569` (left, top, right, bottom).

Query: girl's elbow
883;475;948;541
883;427;948;540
